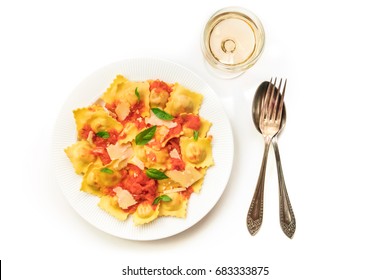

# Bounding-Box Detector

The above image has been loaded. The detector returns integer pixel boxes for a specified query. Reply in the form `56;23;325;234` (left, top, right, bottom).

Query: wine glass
201;7;265;79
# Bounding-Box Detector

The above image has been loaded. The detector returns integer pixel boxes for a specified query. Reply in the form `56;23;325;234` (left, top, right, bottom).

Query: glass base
203;59;245;79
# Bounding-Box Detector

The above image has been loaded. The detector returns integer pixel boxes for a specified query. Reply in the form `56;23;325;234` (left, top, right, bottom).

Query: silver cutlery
247;78;295;238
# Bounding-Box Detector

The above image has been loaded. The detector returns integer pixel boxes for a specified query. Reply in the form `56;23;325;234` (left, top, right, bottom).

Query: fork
247;78;286;235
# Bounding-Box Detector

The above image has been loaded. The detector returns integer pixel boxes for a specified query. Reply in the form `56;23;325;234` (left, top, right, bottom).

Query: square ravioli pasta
65;75;214;226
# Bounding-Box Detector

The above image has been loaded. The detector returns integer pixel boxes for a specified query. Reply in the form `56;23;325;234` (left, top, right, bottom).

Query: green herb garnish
193;130;199;141
96;131;110;139
135;126;157;145
153;194;172;205
146;168;169;180
100;167;114;174
135;87;140;101
151;107;174;121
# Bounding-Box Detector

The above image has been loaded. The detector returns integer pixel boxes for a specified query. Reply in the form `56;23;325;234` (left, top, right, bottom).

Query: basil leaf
146;168;169;180
151;107;174;121
193;130;199;141
135;126;156;145
100;167;114;174
153;194;172;205
152;197;162;205
135;87;140;101
160;194;172;202
96;131;110;139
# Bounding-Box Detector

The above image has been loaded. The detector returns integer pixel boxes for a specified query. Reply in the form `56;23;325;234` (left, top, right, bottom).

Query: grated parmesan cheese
113;187;137;209
145;111;177;129
129;155;145;170
169;148;181;159
163;187;186;194
115;102;130;121
165;166;203;188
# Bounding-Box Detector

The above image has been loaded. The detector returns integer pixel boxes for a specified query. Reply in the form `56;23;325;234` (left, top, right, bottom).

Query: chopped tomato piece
149;80;173;93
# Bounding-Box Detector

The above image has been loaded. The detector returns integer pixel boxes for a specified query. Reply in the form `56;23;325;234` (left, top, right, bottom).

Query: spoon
251;81;296;238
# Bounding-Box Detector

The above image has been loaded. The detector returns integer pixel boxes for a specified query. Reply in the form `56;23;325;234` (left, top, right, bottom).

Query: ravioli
65;75;214;226
81;161;122;197
182;116;212;138
73;105;123;138
165;83;203;116
180;137;214;168
65;140;97;175
191;168;207;193
143;146;170;170
158;193;188;218
102;75;150;118
148;79;173;109
133;203;160;225
98;195;131;221
118;122;140;144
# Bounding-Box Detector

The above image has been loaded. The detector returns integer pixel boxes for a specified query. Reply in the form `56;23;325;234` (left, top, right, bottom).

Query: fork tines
262;78;286;123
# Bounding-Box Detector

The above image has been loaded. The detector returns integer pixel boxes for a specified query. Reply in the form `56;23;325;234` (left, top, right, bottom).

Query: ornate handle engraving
247;139;271;235
273;139;296;238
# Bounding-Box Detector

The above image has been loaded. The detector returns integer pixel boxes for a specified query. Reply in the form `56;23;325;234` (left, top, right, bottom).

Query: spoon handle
272;138;296;238
247;138;271;235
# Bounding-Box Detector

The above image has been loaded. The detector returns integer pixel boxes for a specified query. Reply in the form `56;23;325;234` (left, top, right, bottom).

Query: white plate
52;58;234;240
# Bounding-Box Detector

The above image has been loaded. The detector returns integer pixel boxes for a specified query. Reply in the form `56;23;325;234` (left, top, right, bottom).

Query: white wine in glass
202;7;265;78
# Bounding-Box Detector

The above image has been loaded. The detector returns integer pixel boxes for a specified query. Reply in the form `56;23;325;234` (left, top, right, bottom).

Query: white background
1;0;389;279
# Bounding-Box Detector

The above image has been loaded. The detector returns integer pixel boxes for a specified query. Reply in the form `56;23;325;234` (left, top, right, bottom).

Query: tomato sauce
122;101;147;130
165;117;183;141
118;164;157;211
181;186;194;199
94;129;119;146
80;125;119;164
79;124;93;140
166;138;181;153
106;100;147;130
105;102;117;113
166;138;185;170
149;80;173;94
181;114;201;130
92;146;111;165
170;158;186;171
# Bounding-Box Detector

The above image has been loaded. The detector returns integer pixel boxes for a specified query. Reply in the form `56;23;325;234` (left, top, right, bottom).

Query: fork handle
272;139;296;238
247;138;272;235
